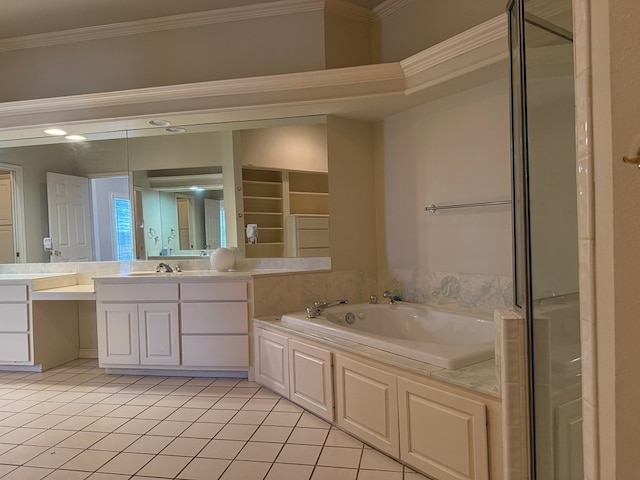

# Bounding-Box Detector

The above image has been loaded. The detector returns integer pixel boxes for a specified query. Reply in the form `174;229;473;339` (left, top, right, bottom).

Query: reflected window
112;195;133;261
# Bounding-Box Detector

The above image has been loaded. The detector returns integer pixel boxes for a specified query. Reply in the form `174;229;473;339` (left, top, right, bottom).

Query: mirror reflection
0;116;330;263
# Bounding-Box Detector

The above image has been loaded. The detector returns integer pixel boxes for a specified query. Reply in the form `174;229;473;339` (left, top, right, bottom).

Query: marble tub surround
252;268;378;317
254;316;499;398
380;268;513;316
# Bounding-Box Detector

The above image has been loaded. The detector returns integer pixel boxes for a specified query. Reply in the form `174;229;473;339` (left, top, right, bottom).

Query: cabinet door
0;333;30;362
289;339;333;421
97;303;139;365
335;355;399;456
138;303;180;366
254;328;289;397
398;377;488;480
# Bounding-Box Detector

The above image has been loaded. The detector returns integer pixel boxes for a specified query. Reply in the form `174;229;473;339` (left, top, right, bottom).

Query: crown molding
372;0;413;23
0;63;405;119
401;14;508;94
0;0;326;53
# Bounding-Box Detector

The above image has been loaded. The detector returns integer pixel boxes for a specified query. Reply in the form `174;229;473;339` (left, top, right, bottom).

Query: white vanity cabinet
180;281;249;368
97;283;180;366
0;285;30;363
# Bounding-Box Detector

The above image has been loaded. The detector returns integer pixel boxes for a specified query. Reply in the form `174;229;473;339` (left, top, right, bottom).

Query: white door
46;172;94;262
204;199;221;249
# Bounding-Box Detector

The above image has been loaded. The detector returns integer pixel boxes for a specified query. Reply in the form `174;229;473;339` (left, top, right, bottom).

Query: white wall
381;78;511;276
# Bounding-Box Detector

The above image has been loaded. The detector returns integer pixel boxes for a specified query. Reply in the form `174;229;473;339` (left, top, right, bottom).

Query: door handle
52;250;61;256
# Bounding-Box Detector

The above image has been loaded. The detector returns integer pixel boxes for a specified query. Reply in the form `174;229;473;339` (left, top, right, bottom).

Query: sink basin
126;271;173;277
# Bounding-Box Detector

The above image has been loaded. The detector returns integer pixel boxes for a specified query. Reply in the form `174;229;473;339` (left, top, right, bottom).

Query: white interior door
46;172;94;262
204;198;221;249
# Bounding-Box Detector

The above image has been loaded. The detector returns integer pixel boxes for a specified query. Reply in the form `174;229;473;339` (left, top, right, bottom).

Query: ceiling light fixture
164;127;186;133
44;128;67;136
65;135;86;142
148;119;172;127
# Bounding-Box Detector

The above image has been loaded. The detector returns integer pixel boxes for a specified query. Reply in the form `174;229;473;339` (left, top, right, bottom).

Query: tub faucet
306;299;348;318
156;262;173;273
383;290;395;304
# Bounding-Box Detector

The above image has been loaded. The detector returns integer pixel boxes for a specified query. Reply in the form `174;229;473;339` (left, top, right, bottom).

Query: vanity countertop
93;269;318;282
253;316;499;398
0;273;78;291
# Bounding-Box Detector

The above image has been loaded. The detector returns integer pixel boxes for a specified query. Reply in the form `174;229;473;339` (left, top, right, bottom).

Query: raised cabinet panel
398;377;489;480
254;328;289;397
289;339;333;421
555;397;583;480
99;283;178;302
97;303;139;365
138;303;179;366
0;333;30;362
0;285;27;302
335;355;399;456
181;302;248;334
2;304;29;331
181;335;248;367
180;282;247;301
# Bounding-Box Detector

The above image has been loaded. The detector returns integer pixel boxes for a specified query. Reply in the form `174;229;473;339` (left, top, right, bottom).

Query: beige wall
0;11;326;102
380;79;511;276
591;0;640;477
374;0;505;63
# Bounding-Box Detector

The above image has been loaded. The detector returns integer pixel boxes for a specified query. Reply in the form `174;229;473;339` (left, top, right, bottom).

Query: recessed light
65;135;86;142
44;128;67;136
149;119;172;127
190;186;204;192
164;127;186;133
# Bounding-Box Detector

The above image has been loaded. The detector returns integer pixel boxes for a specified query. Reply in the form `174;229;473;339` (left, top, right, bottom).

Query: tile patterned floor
0;360;429;479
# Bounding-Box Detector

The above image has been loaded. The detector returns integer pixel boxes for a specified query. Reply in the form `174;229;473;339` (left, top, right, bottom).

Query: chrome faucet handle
383;290;395;304
174;264;182;273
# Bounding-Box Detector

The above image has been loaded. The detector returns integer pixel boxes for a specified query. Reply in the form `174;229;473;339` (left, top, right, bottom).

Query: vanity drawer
180;282;247;301
0;333;30;362
297;229;330;248
181;303;248;334
1;304;29;331
297;216;329;229
0;285;28;302
181;335;249;367
99;283;179;302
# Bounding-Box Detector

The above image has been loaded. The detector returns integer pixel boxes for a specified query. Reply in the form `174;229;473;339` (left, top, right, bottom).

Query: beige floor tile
56;431;107;449
166;407;206;422
276;443;322;465
297;412;331;429
215;423;258;441
82;416;129;433
97;451;154;475
229;410;269;425
26;446;83;468
215;397;249;410
359;448;403;471
226;387;260;398
51;415;100;431
85;472;130;479
287;427;329;445
0;427;46;444
212;379;241;387
404;471;431;479
197;438;246;459
252;388;281;400
265;462;314;480
0;461;16;476
50;403;92;416
311;466;358;480
0;412;43;427
60;449;117;472
25;414;71;429
161;436;208;456
180;421;224;439
1;465;52;480
198;409;236;423
113;418;159;435
325;429;364;448
103;404;148;418
317;446;363;468
90;432;141;452
135;406;177;420
357;470;403;480
251;425;293;443
77;404;118;417
241;398;278;411
182;396;219;409
199;386;232;397
177;457;231;480
146;420;191;436
263;411;302;427
219;460;271;480
236;441;283;463
125;435;174;454
24;428;75;447
137;454;192;478
272;399;304;413
42;469;90;479
0;444;48;464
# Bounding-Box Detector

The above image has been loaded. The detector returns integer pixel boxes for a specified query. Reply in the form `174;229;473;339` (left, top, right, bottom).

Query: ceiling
0;0;386;39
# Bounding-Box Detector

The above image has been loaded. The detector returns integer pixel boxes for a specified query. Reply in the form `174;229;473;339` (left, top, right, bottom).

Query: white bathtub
281;302;495;369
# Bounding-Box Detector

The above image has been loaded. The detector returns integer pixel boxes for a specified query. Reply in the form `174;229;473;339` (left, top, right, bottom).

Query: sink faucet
306;299;348;318
156;262;173;273
383;290;396;304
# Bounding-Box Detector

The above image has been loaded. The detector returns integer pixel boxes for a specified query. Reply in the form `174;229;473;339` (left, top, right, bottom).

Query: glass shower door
508;1;582;478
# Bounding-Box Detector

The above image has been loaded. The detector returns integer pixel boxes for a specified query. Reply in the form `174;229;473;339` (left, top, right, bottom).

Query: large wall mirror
0;116;329;264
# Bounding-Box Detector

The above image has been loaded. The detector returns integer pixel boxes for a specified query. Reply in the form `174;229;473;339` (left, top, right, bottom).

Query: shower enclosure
508;0;583;479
